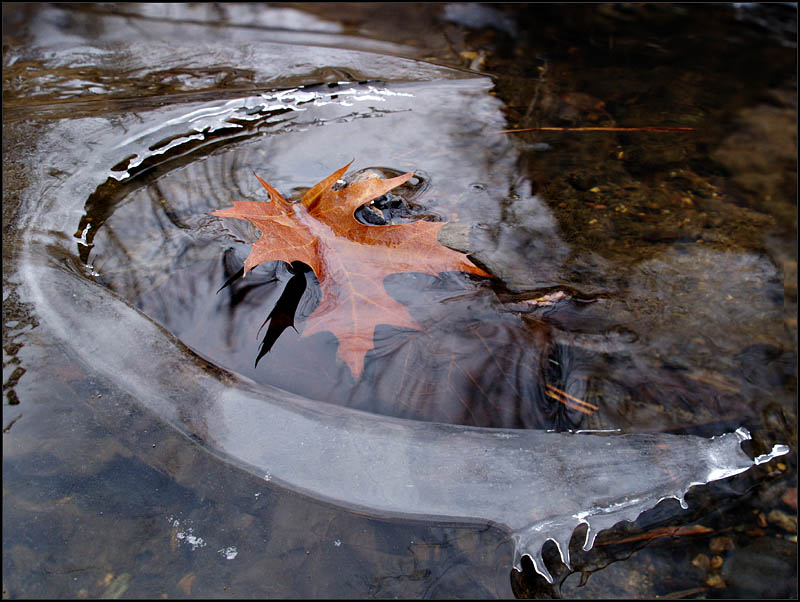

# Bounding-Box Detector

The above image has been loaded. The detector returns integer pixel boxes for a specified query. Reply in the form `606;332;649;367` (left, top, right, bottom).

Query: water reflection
84;148;577;429
83;78;793;436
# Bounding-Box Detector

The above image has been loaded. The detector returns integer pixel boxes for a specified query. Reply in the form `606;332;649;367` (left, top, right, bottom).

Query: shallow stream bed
3;4;797;598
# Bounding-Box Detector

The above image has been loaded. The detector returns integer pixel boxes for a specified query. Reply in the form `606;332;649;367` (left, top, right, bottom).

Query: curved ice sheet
14;49;788;581
21;252;787;583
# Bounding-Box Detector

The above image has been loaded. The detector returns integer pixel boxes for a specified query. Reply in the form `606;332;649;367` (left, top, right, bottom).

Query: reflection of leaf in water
254;264;308;367
216;251;312;367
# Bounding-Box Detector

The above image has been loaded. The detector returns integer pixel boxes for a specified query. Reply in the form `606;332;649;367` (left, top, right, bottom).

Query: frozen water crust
17;42;789;582
23;254;788;582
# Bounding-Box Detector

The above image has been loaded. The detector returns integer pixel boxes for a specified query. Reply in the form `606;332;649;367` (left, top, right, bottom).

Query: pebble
691;553;710;570
766;509;797;533
780;487;797;511
710;555;724;570
705;574;726;589
709;535;735;554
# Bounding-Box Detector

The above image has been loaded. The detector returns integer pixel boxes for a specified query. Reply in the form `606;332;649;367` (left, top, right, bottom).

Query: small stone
437;222;471;254
776;463;787;471
757;513;768;528
767;509;797;533
706;574;726;589
709;535;735;554
780;487;797;511
691;553;710;570
711;555;724;569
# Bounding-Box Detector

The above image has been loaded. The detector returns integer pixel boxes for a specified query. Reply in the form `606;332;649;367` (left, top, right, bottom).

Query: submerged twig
545;384;599;415
597;524;713;546
3;413;23;433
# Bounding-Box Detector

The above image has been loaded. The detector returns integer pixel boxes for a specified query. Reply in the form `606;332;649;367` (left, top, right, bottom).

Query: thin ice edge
512;426;790;583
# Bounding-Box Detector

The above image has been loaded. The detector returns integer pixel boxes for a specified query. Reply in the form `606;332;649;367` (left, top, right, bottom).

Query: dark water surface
3;3;796;598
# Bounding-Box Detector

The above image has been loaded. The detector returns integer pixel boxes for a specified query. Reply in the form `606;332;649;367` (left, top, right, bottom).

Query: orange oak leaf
210;161;490;378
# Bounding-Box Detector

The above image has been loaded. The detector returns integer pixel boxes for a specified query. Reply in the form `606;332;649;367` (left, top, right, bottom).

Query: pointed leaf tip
253;172;289;208
301;161;354;210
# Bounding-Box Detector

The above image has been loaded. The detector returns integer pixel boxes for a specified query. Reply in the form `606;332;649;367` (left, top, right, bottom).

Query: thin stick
596;524;713;546
501;126;695;133
545;384;600;411
545;390;595;415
